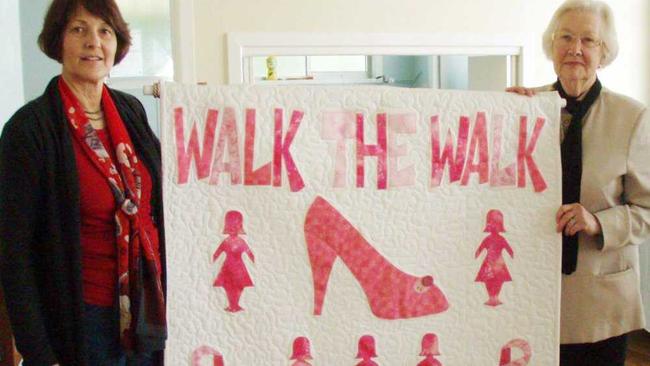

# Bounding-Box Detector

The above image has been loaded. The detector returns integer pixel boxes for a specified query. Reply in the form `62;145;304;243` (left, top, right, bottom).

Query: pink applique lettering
244;108;272;186
273;108;305;192
517;117;547;192
489;114;516;187
461;112;489;185
356;113;387;189
321;111;356;188
174;107;218;184
430;115;469;186
209;107;242;185
387;113;416;187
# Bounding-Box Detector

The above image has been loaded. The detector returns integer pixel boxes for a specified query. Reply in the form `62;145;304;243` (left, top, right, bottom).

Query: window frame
227;32;534;86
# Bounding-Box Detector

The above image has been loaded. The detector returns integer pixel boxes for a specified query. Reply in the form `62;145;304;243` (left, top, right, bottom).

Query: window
111;0;173;79
248;55;371;83
228;33;532;89
245;54;517;90
107;0;174;137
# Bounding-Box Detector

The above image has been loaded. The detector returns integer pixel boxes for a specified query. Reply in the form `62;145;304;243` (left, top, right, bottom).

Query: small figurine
266;56;278;80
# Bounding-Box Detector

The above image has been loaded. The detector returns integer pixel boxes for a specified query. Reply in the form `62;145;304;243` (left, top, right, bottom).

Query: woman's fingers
557;203;583;235
565;216;584;236
556;204;574;233
555;203;602;236
505;86;536;97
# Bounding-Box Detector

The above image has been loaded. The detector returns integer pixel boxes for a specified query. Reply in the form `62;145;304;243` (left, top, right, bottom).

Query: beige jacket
541;85;650;344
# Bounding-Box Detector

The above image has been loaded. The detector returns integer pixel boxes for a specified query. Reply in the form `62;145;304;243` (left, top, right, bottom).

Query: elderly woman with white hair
508;0;650;365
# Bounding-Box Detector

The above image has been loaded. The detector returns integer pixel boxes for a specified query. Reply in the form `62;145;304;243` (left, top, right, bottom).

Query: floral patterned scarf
58;77;166;352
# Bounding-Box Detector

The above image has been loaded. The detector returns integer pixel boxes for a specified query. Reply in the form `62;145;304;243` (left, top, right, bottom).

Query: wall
595;0;649;104
0;0;25;125
6;1;649;116
20;0;60;102
190;0;649;104
468;56;510;91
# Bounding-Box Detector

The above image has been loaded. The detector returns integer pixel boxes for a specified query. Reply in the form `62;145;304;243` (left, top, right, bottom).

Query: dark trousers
83;303;153;366
560;333;628;366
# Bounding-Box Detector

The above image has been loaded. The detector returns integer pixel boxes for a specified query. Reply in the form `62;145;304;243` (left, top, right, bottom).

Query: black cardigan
0;77;166;366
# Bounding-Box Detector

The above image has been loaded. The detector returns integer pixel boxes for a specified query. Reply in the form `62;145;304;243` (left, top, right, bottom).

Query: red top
73;127;159;306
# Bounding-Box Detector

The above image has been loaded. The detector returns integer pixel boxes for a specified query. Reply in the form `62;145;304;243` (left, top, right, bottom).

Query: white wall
468;56;509;91
0;0;24;125
189;0;649;105
20;0;60;102
595;0;649;104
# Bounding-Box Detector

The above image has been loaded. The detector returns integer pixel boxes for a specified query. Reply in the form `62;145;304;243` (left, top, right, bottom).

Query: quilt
160;83;563;365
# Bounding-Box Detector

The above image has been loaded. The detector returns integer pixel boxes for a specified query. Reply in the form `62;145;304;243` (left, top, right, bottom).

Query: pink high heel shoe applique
304;196;449;319
498;339;531;366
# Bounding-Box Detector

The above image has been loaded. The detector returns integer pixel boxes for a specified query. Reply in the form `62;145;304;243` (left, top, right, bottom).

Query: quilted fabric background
161;84;563;365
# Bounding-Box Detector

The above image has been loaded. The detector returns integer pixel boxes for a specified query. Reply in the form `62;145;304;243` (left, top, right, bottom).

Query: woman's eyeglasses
553;31;602;49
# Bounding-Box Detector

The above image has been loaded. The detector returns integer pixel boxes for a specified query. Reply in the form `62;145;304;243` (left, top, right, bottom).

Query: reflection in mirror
245;55;518;90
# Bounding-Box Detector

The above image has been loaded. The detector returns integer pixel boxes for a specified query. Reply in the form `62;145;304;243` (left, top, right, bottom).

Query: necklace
85;109;104;121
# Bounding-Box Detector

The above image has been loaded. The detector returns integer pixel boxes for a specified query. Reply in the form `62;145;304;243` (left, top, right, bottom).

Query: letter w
174;107;219;184
431;115;469;186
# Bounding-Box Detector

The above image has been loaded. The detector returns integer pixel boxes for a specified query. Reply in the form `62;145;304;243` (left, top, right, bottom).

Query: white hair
542;0;618;67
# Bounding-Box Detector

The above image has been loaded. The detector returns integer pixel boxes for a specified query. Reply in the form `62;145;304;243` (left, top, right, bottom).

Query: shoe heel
305;230;337;315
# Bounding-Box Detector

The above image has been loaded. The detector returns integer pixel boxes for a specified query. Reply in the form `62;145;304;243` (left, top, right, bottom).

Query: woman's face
61;6;117;86
551;10;604;86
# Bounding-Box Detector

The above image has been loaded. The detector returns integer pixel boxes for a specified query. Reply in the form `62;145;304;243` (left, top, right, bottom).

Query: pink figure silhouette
417;333;442;366
289;336;313;366
213;211;255;312
498;339;531;366
355;335;379;366
304;196;449;319
475;209;514;306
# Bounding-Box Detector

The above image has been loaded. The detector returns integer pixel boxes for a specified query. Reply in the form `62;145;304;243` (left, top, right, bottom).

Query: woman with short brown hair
0;0;166;364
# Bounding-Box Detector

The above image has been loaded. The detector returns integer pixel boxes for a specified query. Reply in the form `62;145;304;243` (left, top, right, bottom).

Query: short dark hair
38;0;132;64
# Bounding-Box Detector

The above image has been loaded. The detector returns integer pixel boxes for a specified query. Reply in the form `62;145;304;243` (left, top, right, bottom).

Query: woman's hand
505;86;536;97
556;203;602;236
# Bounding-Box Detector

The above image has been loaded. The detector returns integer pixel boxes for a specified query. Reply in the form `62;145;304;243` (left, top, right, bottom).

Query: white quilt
161;83;563;366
